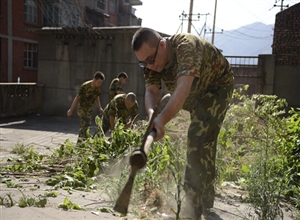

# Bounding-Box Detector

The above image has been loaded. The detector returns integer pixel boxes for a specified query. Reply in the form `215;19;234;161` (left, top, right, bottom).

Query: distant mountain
212;22;274;56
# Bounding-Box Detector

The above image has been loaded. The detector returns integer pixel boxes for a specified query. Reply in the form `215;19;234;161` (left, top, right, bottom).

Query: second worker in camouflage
108;72;128;101
99;92;139;135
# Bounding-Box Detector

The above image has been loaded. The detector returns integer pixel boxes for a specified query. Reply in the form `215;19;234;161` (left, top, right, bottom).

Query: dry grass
165;110;190;137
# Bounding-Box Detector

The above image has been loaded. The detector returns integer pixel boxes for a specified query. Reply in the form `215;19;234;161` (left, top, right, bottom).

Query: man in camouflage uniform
132;28;234;219
67;71;105;143
100;92;139;134
108;72;128;101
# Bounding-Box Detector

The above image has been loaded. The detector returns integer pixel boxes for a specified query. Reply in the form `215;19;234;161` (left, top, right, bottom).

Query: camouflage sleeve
130;102;139;119
78;84;86;97
108;100;117;117
110;80;117;92
174;34;199;78
116;82;122;92
144;68;162;89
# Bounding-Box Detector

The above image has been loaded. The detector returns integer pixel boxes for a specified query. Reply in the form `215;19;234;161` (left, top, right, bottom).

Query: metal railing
225;56;258;67
0;83;44;118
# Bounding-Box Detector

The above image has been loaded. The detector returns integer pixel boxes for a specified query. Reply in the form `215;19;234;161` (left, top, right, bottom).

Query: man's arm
116;82;125;95
95;97;103;114
125;114;138;129
124;119;132;129
109;115;115;130
67;95;79;117
125;106;139;129
107;100;118;130
116;89;125;95
145;84;161;120
153;75;194;140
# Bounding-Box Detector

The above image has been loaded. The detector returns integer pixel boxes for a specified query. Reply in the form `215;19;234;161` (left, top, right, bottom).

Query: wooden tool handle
130;130;156;169
143;130;156;155
140;108;158;150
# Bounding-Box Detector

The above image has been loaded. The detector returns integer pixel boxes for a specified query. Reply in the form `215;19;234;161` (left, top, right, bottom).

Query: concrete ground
0;115;78;151
0;115;122;220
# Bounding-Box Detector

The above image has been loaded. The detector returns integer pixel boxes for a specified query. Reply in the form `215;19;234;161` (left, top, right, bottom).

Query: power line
177;11;209;35
272;0;289;11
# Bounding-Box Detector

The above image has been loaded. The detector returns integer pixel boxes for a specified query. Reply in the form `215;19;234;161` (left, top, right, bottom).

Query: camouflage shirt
109;78;123;101
102;94;139;123
144;33;234;112
77;80;102;117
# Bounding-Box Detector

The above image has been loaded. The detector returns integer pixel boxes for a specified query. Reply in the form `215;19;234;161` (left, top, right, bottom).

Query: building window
24;0;37;24
64;3;83;27
24;43;38;68
43;2;83;27
109;0;116;13
97;0;106;11
42;2;62;26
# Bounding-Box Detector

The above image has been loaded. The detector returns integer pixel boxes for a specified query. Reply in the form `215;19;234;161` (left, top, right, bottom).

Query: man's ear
161;39;167;49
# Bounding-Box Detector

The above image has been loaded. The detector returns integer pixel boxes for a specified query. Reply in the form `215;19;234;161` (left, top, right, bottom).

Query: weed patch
0;89;299;219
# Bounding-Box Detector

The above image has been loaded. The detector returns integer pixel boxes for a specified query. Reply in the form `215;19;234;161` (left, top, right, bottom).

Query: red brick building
0;0;42;82
272;2;300;66
0;0;142;83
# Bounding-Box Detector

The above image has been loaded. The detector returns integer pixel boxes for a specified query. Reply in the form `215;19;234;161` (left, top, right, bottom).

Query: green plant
166;136;187;220
18;191;47;208
44;191;58;197
0;193;15;207
11;144;29;154
217;86;300;218
1;178;22;188
3;146;43;173
279;108;300;208
58;197;85;210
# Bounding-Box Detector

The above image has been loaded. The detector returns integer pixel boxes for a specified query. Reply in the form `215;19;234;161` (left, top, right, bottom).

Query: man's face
135;40;165;73
93;79;103;88
119;77;127;85
125;99;135;109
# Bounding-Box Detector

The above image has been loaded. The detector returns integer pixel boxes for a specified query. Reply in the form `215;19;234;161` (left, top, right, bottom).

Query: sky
134;0;299;36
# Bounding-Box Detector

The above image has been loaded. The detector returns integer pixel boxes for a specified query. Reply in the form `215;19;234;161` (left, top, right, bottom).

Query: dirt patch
0;174;297;220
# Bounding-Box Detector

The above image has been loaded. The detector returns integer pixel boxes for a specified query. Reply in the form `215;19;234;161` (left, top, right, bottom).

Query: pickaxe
113;109;158;214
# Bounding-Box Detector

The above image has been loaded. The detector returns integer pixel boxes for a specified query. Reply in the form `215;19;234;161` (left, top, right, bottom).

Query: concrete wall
232;66;261;95
259;54;300;108
37;27;148;119
258;54;276;95
274;65;300;108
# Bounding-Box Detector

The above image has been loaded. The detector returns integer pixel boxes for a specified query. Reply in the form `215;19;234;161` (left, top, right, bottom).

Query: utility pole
187;0;194;33
273;0;289;11
178;11;204;35
211;0;217;44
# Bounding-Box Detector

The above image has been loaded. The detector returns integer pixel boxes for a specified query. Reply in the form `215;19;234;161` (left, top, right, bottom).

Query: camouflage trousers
78;116;91;143
184;84;233;219
101;117;110;135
